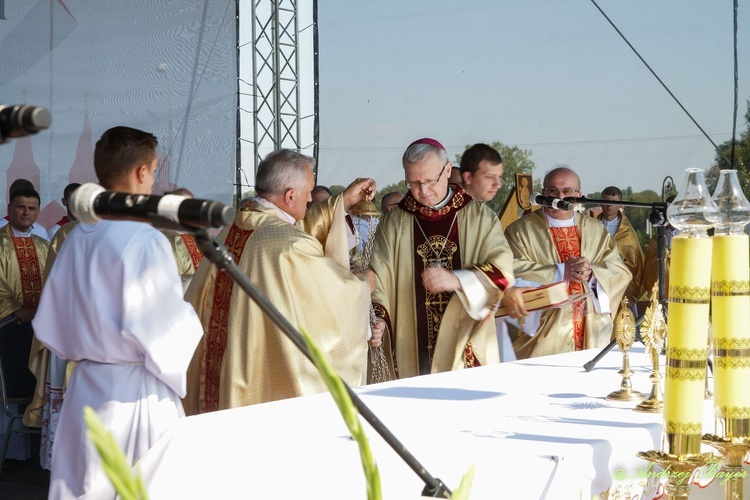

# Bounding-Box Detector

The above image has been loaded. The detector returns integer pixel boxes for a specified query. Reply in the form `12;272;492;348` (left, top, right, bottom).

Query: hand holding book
496;282;588;318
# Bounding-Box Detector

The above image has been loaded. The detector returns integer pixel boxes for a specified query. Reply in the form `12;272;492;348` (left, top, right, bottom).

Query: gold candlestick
607;298;645;401
635;284;666;413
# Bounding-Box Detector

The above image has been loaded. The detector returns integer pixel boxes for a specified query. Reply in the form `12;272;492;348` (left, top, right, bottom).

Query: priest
367;138;525;380
504;167;630;358
184;149;379;414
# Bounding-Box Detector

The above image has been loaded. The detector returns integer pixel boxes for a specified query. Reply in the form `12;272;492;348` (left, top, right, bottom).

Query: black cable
590;0;733;169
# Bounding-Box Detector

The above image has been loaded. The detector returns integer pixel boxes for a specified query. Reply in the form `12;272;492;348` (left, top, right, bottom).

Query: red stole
204;223;253;412
549;226;586;350
179;233;204;270
11;234;43;308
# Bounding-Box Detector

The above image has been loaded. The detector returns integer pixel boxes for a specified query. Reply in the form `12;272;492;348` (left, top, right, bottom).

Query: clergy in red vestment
368;138;526;380
504;167;630;359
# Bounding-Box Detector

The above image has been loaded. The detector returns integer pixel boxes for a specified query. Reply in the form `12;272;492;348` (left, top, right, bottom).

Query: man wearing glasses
504;166;630;359
368;138;526;380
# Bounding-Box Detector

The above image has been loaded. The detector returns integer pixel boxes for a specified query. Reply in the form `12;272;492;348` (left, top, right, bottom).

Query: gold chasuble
369;185;514;379
0;224;49;401
24;222;79;427
162;230;205;292
598;213;645;304
184;194;370;414
0;224;49;319
505;210;630;358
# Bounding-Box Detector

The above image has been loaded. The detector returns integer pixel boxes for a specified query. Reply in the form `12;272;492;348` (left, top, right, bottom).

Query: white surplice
32;221;203;499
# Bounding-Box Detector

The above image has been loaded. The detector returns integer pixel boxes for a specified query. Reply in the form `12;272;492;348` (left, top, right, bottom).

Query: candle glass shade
666;168;720;238
711;169;750;236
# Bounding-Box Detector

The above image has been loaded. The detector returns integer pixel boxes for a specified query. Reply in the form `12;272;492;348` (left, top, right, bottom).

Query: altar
138;346;748;498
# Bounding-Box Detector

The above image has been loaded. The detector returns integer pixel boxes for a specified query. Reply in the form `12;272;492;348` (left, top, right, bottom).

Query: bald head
542;166;581;220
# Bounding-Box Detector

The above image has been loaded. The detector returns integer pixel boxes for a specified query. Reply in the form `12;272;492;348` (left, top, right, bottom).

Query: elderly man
185;150;380;413
504;167;630;358
460;143;504;202
597;185;644;305
368;138;525;379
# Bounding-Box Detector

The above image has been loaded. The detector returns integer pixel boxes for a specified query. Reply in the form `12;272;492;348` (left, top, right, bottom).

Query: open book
495;281;573;317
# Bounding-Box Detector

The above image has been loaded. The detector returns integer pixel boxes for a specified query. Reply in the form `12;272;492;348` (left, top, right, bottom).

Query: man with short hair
448;166;463;186
504;167;630;358
47;182;81;240
0;187;50;404
368;138;525;380
309;185;333;207
0;179;50;240
459;143;504;202
185;150;379;413
597;186;644;305
33;126;204;498
381;191;404;213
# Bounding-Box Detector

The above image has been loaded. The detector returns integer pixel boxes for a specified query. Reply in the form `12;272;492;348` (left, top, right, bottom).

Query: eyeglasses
544;187;579;197
405;161;447;189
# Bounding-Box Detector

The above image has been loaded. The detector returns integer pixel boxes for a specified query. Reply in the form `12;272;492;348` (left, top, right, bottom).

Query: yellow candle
711;234;750;438
664;236;711;455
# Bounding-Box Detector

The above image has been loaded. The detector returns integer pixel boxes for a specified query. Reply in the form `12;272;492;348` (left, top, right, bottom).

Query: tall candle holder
639;168;719;499
701;169;750;499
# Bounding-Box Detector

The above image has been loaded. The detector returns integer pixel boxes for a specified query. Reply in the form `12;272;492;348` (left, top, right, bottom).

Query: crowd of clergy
1;129;668;498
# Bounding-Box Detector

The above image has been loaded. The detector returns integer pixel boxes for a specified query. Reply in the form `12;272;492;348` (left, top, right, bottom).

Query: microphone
70;183;236;229
530;192;576;211
0;104;51;144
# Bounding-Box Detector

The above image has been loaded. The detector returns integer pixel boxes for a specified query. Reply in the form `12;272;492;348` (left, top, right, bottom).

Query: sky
311;0;749;196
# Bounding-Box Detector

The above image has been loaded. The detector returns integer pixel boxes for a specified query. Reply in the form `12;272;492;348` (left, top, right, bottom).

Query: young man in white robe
32;126;204;499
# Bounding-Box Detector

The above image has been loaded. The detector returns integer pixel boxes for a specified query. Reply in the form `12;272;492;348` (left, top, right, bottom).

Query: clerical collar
430;187;454;209
600;215;620;237
254;196;296;224
11;226;33;238
544;210;575;228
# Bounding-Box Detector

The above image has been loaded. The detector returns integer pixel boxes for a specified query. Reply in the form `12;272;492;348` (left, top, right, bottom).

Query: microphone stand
187;228;451;498
564;196;670;372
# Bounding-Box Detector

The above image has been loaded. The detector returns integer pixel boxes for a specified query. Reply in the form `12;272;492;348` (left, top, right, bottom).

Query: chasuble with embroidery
598;212;644;304
184;194;370;414
368;186;514;380
162;230;205;292
505;210;630;358
23;221;79;470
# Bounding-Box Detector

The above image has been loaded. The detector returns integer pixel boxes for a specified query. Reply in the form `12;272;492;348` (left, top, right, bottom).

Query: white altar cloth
137;346;748;499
